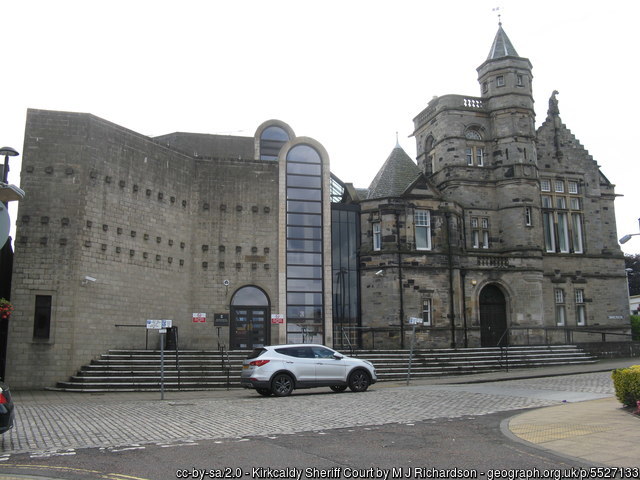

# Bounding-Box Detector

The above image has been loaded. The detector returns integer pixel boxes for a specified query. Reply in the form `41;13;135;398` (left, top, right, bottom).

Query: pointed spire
367;143;420;200
395;131;400;149
487;24;519;60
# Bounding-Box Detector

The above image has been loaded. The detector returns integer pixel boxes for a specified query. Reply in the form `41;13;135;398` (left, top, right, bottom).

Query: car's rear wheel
256;388;272;396
271;373;294;397
330;385;347;393
348;370;370;392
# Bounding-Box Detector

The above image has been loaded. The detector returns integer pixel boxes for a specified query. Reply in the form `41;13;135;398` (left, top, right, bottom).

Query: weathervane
492;6;502;26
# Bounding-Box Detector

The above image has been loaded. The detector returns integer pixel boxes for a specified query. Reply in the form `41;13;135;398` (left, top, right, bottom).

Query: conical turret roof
487;24;519;60
367;144;421;199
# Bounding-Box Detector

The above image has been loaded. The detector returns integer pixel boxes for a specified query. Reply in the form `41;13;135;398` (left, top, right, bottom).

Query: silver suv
240;344;377;397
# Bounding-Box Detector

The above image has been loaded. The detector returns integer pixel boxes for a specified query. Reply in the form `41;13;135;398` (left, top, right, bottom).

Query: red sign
271;314;285;324
192;313;206;323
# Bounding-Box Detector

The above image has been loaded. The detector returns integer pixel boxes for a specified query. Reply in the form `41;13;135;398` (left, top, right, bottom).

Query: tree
625;254;640;297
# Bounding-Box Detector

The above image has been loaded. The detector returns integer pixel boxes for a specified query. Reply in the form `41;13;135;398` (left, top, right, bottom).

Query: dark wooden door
479;284;507;347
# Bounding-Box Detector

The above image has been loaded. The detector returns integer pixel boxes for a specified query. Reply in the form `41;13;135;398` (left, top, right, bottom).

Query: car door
276;347;316;384
311;346;346;382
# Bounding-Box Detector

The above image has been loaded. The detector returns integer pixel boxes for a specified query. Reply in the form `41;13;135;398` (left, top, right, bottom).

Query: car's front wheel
330;385;347;393
256;388;272;396
348;370;370;392
271;373;294;397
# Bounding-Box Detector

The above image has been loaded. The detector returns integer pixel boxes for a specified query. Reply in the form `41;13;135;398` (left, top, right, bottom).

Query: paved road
0;371;615;457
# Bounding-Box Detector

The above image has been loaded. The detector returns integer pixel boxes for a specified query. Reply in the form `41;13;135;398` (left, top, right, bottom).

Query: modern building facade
4;24;630;388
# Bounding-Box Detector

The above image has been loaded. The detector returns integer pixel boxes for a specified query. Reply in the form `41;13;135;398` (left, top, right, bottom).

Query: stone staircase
50;345;599;392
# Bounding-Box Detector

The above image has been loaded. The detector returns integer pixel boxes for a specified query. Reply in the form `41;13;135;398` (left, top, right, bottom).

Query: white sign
146;319;173;329
408;317;423;325
192;313;207;323
271;314;285;324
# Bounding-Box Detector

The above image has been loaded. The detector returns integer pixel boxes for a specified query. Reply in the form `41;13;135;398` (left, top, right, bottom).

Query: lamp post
620;217;640;245
0;147;19;185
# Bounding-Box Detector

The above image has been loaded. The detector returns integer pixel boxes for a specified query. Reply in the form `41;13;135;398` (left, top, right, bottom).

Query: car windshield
246;348;267;359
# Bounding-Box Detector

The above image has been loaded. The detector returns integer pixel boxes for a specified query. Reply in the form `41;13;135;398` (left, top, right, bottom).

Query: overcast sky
3;0;639;253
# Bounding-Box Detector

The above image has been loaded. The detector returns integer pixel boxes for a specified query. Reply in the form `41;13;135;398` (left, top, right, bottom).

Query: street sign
146;319;172;329
408;317;423;325
192;313;206;323
214;313;229;326
271;314;285;324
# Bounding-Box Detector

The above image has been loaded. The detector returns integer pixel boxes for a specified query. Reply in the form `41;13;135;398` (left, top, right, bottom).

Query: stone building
4;24;630;388
351;24;629;350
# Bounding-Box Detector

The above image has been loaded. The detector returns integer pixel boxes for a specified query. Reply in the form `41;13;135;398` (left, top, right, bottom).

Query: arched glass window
260;126;289;160
464;129;482;140
231;286;269;306
286;144;324;344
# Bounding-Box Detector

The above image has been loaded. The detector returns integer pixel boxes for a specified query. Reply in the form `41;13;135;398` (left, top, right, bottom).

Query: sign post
406;317;423;385
146;319;172;400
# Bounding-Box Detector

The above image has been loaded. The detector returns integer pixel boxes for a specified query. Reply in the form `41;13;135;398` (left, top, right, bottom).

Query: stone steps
50;345;598;392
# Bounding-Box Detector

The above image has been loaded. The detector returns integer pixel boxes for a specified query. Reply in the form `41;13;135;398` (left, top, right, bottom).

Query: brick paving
0;370;618;457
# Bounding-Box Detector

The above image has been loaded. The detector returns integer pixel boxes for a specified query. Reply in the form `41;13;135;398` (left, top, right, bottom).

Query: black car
0;382;14;433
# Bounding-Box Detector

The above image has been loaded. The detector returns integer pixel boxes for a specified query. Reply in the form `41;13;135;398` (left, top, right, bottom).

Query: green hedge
611;365;640;407
631;315;640;341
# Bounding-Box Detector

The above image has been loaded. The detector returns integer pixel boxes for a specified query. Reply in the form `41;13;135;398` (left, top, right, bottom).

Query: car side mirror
333;353;343;360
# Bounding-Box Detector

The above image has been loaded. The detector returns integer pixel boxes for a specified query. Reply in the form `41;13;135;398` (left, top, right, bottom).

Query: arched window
464;129;482;140
231;286;269;306
260;126;289;160
286;144;324;344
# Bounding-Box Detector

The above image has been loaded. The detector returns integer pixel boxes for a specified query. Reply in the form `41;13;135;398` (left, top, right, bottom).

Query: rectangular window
541;196;552;208
422;299;432;326
568;181;579;194
555;289;566;326
373;223;381;251
557;212;570;253
517;74;523;86
543;212;555;252
472;230;480;248
571;213;584;253
496;75;505;87
476;148;485;166
466;148;473;166
570;197;581;210
554;180;565;193
556;197;566;209
481;218;489;229
525;207;532;226
471;217;478;228
482;230;489;249
575;289;586;326
415;210;431;250
540;179;551;192
33;295;52;339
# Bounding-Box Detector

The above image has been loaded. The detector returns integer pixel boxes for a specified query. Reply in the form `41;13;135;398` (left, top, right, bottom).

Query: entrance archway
230;286;270;350
479;284;507;347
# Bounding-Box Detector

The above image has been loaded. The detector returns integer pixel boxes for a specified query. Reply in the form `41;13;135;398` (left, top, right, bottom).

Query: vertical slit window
33;295;52;339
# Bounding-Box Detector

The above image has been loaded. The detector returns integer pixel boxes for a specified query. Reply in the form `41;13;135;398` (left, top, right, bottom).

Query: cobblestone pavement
0;371;616;457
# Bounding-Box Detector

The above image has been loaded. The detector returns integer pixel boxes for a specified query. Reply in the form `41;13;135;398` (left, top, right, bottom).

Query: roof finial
492;6;502;26
395;131;400;148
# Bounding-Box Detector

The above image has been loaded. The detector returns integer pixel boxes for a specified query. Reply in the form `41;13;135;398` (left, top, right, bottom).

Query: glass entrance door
230;308;268;350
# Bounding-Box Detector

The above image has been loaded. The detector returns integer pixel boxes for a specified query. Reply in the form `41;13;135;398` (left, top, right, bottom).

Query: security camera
84;276;96;282
375;270;384;276
223;279;230;286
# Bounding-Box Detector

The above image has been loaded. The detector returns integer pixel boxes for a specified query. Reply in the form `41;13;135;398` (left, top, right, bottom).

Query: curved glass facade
286;144;324;344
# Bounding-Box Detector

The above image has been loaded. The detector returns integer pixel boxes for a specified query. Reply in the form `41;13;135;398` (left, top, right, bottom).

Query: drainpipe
461;269;468;348
396;211;405;349
445;212;456;348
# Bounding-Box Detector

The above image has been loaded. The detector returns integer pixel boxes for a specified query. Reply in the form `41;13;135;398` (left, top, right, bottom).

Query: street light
0;146;19;184
0;147;24;204
620;233;640;244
